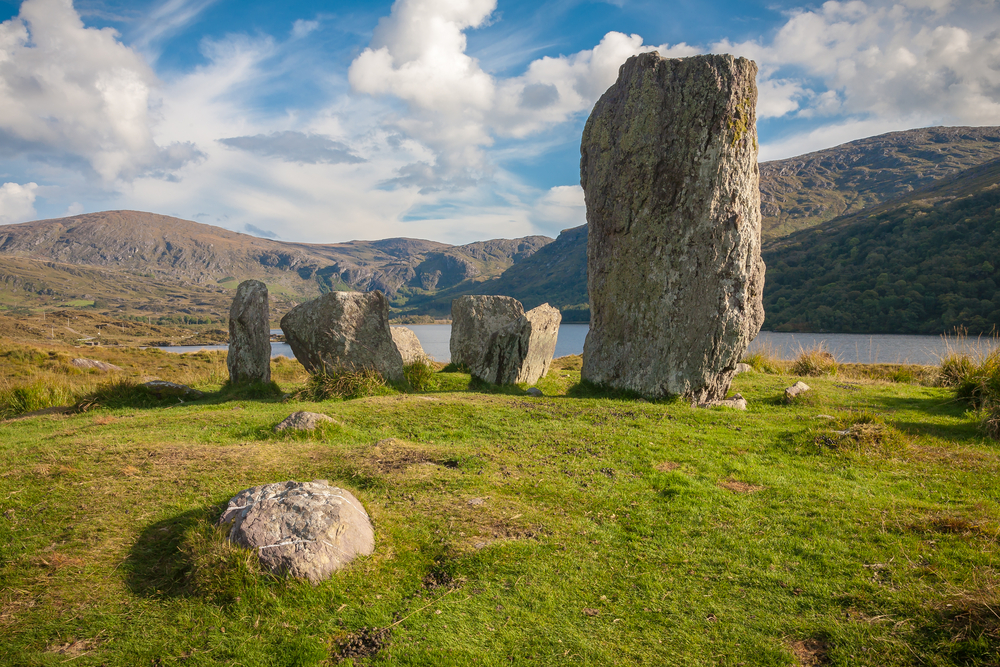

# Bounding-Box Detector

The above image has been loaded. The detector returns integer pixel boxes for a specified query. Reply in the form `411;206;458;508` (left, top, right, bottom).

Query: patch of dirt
655;461;680;472
368;439;436;472
719;478;765;493
34;552;85;570
48;638;98;656
332;626;391;663
789;638;830;666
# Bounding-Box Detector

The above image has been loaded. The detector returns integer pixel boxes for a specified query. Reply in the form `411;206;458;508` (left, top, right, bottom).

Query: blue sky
0;0;997;244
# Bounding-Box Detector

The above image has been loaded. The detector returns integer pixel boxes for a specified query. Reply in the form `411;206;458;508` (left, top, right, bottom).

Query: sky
0;0;998;244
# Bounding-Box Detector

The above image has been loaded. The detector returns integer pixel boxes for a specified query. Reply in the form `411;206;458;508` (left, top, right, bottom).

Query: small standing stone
218;480;375;584
449;295;524;368
391;326;428;364
471;303;562;385
227;280;271;384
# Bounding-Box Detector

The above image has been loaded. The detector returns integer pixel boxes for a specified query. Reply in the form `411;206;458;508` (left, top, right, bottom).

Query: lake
159;324;994;366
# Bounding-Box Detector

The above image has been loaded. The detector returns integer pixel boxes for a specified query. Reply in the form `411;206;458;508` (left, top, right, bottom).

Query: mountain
760;156;1000;334
759;125;1000;239
0;211;551;321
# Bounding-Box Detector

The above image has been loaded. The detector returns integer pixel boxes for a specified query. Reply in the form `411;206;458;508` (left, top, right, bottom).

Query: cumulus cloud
291;19;319;39
219;131;365;164
0;0;202;183
530;185;585;235
0;182;38;224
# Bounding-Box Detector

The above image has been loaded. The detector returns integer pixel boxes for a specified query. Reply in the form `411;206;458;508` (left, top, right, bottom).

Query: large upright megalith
227;280;271;384
580;53;765;401
280;291;404;382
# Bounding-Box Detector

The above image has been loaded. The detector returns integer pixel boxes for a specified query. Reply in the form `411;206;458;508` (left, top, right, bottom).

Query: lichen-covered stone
274;411;337;432
471;303;561;385
280;291;403;382
449;295;524;368
142;380;204;400
71;358;122;372
691;394;748;410
390;326;428;364
580;52;765;401
227;280;271;384
218;480;374;584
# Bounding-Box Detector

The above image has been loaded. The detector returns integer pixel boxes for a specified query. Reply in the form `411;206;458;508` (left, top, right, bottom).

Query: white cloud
291;19;320;39
63;201;84;216
0;182;38;224
0;0;202;184
530;185;585;235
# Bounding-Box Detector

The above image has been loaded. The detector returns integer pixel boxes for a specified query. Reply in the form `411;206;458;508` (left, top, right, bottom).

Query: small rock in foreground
142;381;204;400
274;411;336;432
218;480;374;584
526;387;544;397
691;394;748;410
785;381;811;402
71;358;123;372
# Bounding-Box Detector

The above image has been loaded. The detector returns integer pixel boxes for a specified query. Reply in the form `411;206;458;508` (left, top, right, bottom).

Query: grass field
0;344;998;666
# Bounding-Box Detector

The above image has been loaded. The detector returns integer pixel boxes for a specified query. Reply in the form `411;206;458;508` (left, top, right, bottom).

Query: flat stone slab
141;381;204;400
785;381;811;402
274;411;336;432
218;480;374;584
691;394;748;410
71;358;123;372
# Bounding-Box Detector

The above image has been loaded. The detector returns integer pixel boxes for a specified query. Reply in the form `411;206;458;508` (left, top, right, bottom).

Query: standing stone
227;280;271;384
391;326;428;364
280;291;404;382
580;52;765;401
449;295;524;368
218;480;374;584
472;304;561;385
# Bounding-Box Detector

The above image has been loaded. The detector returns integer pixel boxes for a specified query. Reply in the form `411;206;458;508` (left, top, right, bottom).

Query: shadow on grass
125;507;213;599
879;394;984;442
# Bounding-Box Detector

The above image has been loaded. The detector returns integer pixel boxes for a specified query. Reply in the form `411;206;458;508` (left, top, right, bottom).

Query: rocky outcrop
274;411;337;432
580;52;765;401
227;280;271;384
218;480;374;584
472;303;561;385
390;326;428;364
280;291;404;382
449;295;524;368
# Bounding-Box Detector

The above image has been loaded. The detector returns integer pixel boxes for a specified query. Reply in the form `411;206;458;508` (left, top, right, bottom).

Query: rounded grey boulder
390;326;428;364
218;480;374;584
580;52;765;401
280;291;404;382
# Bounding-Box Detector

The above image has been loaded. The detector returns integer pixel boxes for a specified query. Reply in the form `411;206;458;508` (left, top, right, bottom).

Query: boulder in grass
142;380;204;400
280;291;404;382
218;480;375;584
691;394;748;410
785;381;811;402
71;358;123;372
390;326;428;365
227;280;271;384
735;363;753;375
449;295;524;368
472;303;562;385
274;411;337;432
580;53;765;401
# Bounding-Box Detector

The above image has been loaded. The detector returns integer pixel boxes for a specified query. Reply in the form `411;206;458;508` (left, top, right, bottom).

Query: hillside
0;211;551;319
759;125;1000;239
761;156;1000;334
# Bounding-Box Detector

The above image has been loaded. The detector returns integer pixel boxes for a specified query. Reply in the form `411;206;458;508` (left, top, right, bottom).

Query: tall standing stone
280;291;404;382
227;280;271;384
580;53;765;401
449;295;524;368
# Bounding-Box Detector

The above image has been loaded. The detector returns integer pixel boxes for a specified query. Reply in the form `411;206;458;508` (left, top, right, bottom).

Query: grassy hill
1;339;998;665
762;157;1000;334
759;125;1000;239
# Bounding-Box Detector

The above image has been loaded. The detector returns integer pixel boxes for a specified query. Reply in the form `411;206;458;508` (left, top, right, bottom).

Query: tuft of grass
792;344;838;377
179;522;273;604
813;409;908;456
219;380;284;400
0;377;77;418
74;378;158;412
294;367;393;401
742;340;785;374
403;359;436;392
938;331;1000;438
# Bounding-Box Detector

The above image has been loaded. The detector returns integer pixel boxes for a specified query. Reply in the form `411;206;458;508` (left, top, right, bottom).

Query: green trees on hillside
762;189;1000;334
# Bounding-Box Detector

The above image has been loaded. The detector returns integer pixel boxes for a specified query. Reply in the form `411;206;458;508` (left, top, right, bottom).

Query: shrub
792;345;837;377
0;378;77;418
742;341;784;374
939;353;974;388
295;367;389;401
403;358;436;392
74;378;156;412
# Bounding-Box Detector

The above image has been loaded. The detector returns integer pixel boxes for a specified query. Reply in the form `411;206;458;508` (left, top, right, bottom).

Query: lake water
159;324;994;366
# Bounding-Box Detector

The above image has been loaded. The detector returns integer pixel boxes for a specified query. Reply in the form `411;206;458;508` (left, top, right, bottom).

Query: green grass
1;347;999;665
